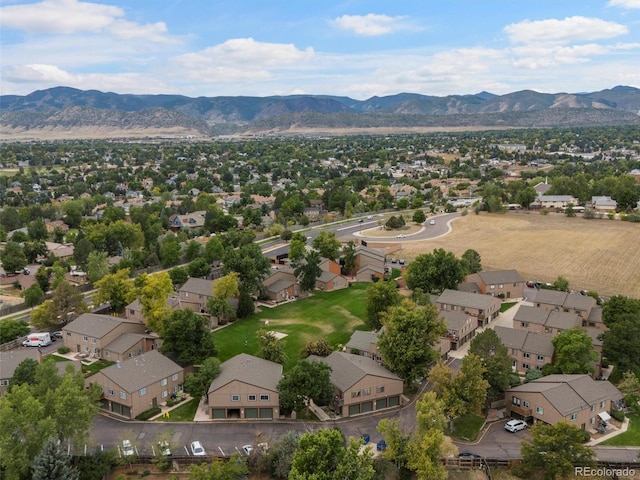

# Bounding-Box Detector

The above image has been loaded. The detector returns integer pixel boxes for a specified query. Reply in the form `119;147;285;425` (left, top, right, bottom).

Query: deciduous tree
0;318;30;344
136;272;173;334
405;248;464;294
365;280;401;330
469;329;512;395
460;248;482;275
294;250;322;292
184;357;221;401
277;360;333;414
311;231;341;261
161;309;217;366
551;328;598;374
256;329;287;365
412;209;426;224
222;243;271;294
93;268;136;314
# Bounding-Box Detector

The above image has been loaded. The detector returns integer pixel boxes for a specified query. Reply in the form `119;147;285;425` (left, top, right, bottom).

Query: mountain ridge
1;85;639;138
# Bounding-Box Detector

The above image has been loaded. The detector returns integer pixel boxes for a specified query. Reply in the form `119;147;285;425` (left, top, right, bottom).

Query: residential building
463;269;525;299
62;313;146;357
168;211;206;231
101;333;162;363
309;351;403;417
207;354;282;420
355;264;385;282
591;196;617;212
513;305;581;335
345;330;382;362
354;245;386;273
435;289;502;328
319;258;341;275
505;374;622;433
532;195;579;210
177;277;214;314
262;271;300;302
315;271;349;291
494;326;554;374
0;349;42;395
533;290;598;320
89;350;184;419
441;310;477;350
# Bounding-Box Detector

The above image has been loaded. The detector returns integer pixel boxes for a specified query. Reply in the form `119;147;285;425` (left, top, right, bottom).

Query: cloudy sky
1;0;640;99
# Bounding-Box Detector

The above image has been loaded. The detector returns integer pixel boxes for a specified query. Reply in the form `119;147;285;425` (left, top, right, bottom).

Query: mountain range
1;85;640;139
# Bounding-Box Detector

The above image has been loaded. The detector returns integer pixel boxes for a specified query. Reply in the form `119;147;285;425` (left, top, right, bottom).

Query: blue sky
1;0;640;99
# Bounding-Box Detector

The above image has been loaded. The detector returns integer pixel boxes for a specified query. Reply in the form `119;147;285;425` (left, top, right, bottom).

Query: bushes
57;346;71;354
611;409;626;422
135;407;161;421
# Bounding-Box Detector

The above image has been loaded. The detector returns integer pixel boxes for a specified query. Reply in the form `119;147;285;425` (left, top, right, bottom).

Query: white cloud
333;14;413;36
608;0;640;8
504;16;628;45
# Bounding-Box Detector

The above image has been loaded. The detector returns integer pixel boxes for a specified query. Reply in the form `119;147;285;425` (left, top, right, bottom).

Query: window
162;390;168;398
83;336;88;341
231;394;240;402
590;405;596;412
523;400;530;408
570;413;578;421
376;386;385;393
600;401;606;408
363;388;371;396
91;338;96;344
128;352;134;358
590;417;595;425
161;378;167;386
172;374;179;381
522;363;530;370
66;331;71;336
352;390;361;398
490;285;495;289
260;394;270;401
523;352;530;358
512;397;521;406
536;406;543;415
512;348;518;355
521;322;529;328
248;394;257;401
537;355;545;362
108;388;114;396
105;351;110;357
84;346;89;352
499;284;503;288
139;387;147;396
119;392;127;400
0;379;9;386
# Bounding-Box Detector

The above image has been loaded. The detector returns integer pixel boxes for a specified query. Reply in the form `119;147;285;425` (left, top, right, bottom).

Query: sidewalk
587;417;630;446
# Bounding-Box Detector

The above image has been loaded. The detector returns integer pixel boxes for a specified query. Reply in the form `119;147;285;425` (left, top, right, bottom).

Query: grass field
213;283;368;371
397;212;640;298
601;414;640;446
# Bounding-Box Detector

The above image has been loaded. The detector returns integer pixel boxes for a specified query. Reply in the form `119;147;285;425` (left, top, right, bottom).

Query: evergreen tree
32;437;79;480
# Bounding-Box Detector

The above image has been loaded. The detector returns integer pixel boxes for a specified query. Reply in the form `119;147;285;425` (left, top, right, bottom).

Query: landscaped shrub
611;409;625;422
57;346;70;354
135;407;161;420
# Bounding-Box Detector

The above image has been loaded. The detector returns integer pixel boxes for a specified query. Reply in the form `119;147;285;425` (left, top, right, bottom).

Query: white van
22;332;52;347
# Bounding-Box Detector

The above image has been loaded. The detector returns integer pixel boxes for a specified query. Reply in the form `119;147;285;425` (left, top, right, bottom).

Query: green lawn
155;398;199;422
500;302;518;313
82;360;115;377
601;414;640;446
213;283;369;371
447;413;485;441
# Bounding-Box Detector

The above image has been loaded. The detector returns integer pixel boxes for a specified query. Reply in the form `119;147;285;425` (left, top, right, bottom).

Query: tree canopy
161;309;218;366
365;280;401;330
405;248;465;294
468;329;513;395
277;360;333;414
551;328;598;374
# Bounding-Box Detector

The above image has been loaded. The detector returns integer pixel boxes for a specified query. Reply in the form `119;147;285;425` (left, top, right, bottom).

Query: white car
429;219;436;225
396;234;406;238
241;444;253;456
504;419;527;433
122;439;135;456
191;440;206;456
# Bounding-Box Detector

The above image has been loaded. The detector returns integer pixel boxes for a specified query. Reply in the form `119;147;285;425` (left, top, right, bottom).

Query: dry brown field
395;211;640;299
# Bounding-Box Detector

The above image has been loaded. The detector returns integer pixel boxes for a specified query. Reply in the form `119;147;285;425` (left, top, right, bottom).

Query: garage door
376;398;387;410
212;409;226;419
259;408;273;419
348;404;360;416
361;401;373;413
388;396;400;407
245;408;258;419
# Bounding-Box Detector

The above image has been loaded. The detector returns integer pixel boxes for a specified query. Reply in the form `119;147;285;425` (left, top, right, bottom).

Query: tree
269;430;300;479
22;283;45;308
460;249;482;274
289;236;307;266
256;329;287;364
185;240;203;261
161;309;218;366
187;257;212;278
9;358;39;391
73;238;94;271
376;418;410;476
1;241;27;273
203;236;225;263
208;273;240;324
35;265;51;292
469;329;512;395
184;357;221;401
0;318;30;343
0;362;101;480
236;291;255;319
453;353;489;416
289;428;374;480
160;238;182;267
602;315;640;376
377;299;446;387
551;328;598;374
412;209;426;224
136;272;173;334
31;437;79;480
294;250;322;292
520;422;595;480
365;280;401;330
86;251;109;283
50;280;88;324
277;360;333;414
405;248;464;294
222;243;271;294
552;276;570;292
93;269;136;314
168;266;189;288
311;231;341;261
618;371;640;415
340;241;357;276
188;454;249;480
300;338;333;358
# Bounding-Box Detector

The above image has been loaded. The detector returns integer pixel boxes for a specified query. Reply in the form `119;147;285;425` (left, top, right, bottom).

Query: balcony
510;404;532;418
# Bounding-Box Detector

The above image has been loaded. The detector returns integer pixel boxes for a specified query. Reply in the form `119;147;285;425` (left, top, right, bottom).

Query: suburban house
62;313;147;357
441;309;477;350
494;326;554;374
207;353;282;420
533;290;598;320
345;330;382;363
354;245;386;273
591;196;618;212
319;258;341;275
124;297;181;324
355;264;386;282
513;305;582;335
505;374;622;433
88;350;184;419
532;195;579;211
177;277;214;314
44;241;75;260
262;271;300;302
462;269;525;299
0;349;42;395
100;333;162;363
309;351;403;418
168;211;207;232
315;271;349;292
435;289;502;328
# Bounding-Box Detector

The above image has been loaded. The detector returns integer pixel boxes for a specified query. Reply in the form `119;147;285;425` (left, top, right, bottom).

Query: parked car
241;444;253;456
52;331;63;339
122;439;135;456
429;219;436;225
526;281;535;288
458;452;482;459
191;441;206;456
504;419;527;433
396;234;406;238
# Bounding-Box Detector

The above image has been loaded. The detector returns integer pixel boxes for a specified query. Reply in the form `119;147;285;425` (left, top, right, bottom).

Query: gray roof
477;269;524;286
436;289;497;310
441;310;470;331
317;271;339;283
345;330;379;352
95;350;182;393
538;195;577;202
534;289;569;307
587;307;603;324
522;333;554;356
457;281;481;293
509;374;622;416
63;313;142;339
494;326;528;349
545;310;581;330
103;333;151;354
356;264;385;275
513;305;550;325
0;349;40;379
563;293;597;312
208;353;282;394
309;351;400;392
179;277;213;297
267;278;296;293
583;327;603;347
354;245;386;261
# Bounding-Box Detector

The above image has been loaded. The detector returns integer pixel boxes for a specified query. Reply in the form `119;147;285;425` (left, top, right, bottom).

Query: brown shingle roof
309;351;400;392
208;353;282;394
